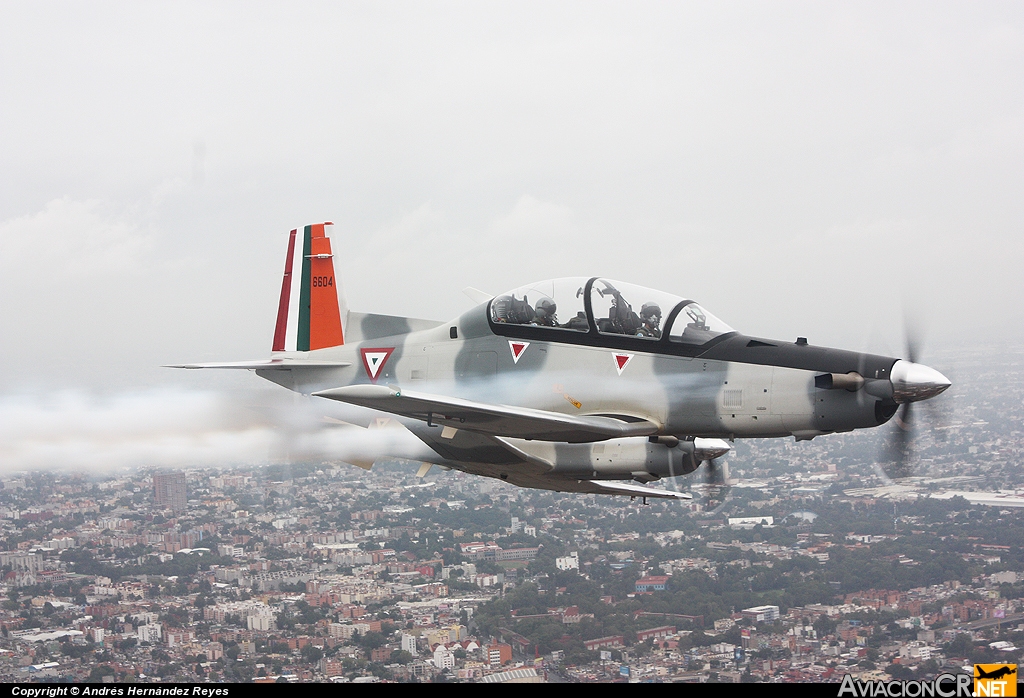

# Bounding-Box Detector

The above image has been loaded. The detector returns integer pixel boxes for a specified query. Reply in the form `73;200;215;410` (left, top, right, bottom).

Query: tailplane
273;222;348;351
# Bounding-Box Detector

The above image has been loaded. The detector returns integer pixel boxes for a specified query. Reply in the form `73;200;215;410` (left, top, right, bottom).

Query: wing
499;472;690;500
401;420;689;501
167;359;350;370
312;385;659;443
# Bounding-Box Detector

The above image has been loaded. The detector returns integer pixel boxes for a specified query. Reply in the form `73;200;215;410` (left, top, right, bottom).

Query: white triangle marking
613;353;634;376
364;352;389;378
509;340;530;364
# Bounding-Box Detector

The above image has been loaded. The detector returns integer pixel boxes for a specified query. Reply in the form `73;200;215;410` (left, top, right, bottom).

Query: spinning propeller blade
695;456;732;513
878;319;951;480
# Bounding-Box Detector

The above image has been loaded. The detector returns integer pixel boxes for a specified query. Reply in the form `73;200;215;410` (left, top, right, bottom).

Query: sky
0;3;1021;471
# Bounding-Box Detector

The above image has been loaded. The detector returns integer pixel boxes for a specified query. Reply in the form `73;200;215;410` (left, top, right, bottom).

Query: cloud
0;3;1020;400
0;197;152;279
486;195;579;246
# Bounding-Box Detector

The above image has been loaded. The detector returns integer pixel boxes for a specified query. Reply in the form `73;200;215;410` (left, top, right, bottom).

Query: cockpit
489;277;734;347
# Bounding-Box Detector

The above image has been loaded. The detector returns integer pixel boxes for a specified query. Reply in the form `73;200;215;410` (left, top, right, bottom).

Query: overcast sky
1;2;1021;399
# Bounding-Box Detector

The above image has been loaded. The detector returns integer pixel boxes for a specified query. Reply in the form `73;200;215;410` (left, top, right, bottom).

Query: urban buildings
153;471;187;511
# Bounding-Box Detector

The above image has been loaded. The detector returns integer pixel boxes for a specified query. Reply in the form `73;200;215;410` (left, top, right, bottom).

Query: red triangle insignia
509;341;530;364
613;353;633;375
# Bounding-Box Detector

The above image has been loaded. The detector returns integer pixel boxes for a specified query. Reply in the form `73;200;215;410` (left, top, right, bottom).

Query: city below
0;344;1021;683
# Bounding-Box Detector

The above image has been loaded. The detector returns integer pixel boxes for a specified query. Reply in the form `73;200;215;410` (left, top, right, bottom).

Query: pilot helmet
640;302;662;322
491;295;513;322
534;296;557;320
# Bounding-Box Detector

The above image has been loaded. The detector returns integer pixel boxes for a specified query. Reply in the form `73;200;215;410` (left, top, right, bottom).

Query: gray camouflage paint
254;299;899;497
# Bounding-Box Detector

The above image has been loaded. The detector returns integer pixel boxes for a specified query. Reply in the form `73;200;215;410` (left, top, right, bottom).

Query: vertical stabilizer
272;223;347;351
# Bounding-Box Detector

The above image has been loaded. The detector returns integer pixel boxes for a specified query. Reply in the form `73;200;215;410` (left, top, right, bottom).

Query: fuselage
257;296;899;445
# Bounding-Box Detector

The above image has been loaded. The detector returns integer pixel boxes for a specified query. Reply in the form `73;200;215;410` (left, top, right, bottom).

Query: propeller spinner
879;338;952;479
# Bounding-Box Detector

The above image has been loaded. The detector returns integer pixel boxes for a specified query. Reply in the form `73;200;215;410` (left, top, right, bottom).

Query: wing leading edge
573;480;691;500
312;384;660;443
167;359;351;370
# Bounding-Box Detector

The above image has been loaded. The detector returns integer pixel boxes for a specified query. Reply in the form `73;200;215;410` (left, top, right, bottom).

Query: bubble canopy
488;277;735;348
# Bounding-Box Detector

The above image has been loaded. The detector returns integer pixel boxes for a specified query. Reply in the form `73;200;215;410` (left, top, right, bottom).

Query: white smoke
0;388;428;475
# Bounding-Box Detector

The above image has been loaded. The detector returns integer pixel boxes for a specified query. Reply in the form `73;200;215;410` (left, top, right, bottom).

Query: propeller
663;438;733;512
881;401;915;479
694;456;732;513
877;320;951;480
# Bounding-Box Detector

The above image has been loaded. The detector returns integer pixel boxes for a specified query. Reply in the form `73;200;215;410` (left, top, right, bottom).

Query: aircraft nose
890;359;951;404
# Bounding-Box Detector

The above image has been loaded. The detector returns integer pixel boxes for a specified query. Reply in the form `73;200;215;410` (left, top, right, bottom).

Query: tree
886;663;915;680
300;644;323;662
155;663;179;679
944;633;974;659
87;665;115;682
391;650;413;665
813;614;837;638
359;631;386;650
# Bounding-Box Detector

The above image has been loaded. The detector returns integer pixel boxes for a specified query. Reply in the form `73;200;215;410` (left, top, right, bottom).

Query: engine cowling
536;437;731;480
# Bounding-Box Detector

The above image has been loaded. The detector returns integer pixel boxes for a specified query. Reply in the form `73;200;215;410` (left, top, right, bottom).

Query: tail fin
272;222;348;351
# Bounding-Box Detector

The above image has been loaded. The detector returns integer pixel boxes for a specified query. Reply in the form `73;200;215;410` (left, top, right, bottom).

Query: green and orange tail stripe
272;223;344;351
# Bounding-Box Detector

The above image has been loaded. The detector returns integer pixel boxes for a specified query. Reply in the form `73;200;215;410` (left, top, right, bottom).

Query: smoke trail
0;388;428;474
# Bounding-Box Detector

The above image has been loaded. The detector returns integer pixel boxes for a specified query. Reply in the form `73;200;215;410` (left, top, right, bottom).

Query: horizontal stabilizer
167;359;351;370
312;384;660;443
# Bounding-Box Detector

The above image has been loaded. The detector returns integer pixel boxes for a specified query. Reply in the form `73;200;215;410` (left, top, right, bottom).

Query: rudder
272;222;347;351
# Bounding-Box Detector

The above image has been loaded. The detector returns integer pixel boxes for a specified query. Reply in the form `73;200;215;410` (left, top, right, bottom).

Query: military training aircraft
175;223;951;502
